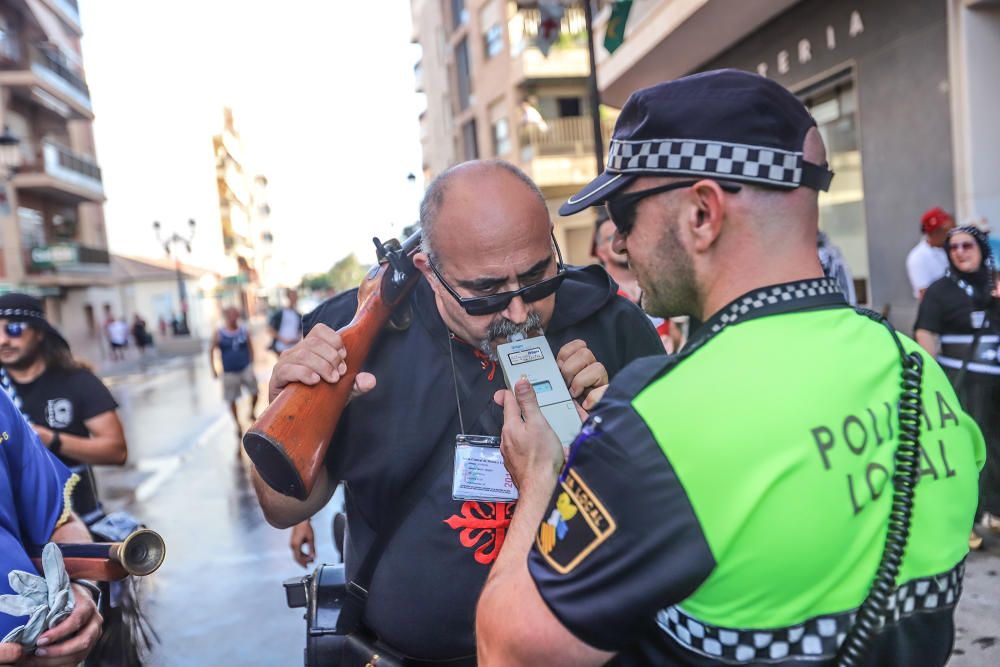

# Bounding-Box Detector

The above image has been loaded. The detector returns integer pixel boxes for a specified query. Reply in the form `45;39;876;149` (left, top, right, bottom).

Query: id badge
452;434;518;502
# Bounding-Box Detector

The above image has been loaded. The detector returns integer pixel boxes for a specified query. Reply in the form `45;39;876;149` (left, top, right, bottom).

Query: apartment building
591;0;999;329
0;0;110;355
411;0;614;264
212;107;274;314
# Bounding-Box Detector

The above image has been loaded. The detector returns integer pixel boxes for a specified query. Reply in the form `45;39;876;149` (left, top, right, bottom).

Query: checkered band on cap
655;561;964;663
709;278;838;334
608;138;803;189
0;307;45;320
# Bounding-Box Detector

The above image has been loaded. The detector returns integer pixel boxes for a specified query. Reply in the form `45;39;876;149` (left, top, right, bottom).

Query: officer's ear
687;179;727;253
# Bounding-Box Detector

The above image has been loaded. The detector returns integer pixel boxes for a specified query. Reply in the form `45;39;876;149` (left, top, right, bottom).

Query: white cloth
107;320;130;345
906;239;949;298
0;543;74;648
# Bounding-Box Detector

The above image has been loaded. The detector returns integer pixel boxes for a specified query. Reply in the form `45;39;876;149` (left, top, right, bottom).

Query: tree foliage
299;253;370;294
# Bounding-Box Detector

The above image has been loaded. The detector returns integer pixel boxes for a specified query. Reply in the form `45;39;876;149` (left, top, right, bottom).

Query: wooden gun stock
32;529;166;582
244;231;423;500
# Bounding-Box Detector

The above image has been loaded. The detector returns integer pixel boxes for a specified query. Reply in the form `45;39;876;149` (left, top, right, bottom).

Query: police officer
476;70;984;666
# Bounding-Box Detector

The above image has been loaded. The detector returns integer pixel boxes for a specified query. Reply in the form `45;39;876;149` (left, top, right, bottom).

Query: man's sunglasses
947;241;977;253
430;240;566;316
3;322;29;338
605;180;743;236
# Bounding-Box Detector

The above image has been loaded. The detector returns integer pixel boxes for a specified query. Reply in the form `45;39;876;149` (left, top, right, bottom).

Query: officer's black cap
560;68;834;216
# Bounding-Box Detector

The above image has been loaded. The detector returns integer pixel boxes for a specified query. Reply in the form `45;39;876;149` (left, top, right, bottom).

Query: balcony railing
17;139;104;197
519;116;616;160
32;45;89;97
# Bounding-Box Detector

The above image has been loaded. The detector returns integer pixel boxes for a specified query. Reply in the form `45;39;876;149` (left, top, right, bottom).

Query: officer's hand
26;583;103;666
290;520;316;568
0;642;23;665
496;378;564;491
556;340;608;406
268;324;377;402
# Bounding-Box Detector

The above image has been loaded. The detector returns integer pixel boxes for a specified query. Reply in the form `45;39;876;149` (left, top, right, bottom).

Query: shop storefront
699;0;954;327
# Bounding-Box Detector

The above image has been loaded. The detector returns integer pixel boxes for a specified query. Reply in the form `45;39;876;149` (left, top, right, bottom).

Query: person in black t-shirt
253;160;664;662
915;225;1000;548
0;293;127;523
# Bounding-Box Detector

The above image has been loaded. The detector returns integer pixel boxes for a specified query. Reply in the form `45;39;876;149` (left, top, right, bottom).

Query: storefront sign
757;10;864;78
31;244;79;268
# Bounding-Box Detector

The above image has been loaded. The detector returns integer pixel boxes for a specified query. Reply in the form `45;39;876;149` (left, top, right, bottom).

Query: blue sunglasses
3;322;29;338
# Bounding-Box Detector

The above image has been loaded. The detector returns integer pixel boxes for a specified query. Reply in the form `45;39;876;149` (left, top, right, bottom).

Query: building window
481;0;504;59
492;117;510;156
455;38;472;111
451;0;468;30
462;120;479;161
557;97;582;117
489;99;509;157
803;78;869;303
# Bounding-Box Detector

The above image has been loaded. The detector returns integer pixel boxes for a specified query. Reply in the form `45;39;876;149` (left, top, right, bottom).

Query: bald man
478;70;983;666
252;159;663;663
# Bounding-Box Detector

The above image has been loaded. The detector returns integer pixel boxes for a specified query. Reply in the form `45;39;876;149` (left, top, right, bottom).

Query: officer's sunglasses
605;180;743;236
429;238;566;316
3;322;29;338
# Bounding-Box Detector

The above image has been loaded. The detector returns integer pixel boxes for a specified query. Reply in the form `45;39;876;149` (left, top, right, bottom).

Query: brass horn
111;529;166;576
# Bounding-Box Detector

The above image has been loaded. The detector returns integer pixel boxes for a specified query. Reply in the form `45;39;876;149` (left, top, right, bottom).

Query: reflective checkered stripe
0;307;45;319
607;138;803;189
655;561;964;663
709;279;839;334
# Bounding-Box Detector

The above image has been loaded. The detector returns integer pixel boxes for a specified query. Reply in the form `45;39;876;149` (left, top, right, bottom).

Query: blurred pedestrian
107;317;129;362
210;306;258;442
0;390;103;665
906;206;955;300
268;289;302;355
131;314;151;355
915;225;1000;549
817;230;857;305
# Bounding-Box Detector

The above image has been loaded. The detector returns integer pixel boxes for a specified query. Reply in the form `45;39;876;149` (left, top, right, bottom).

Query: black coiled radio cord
836;312;925;667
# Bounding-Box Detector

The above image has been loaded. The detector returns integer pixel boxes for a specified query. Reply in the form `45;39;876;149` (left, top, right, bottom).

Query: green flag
603;0;633;54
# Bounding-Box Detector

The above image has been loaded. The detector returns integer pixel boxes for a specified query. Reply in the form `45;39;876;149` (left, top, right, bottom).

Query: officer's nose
502;295;530;324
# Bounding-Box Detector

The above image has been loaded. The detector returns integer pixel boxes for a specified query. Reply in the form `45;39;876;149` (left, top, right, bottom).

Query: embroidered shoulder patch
536;469;616;574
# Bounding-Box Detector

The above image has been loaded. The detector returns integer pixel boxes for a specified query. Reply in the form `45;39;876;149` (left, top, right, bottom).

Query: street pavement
96;350;342;666
91;350;1000;665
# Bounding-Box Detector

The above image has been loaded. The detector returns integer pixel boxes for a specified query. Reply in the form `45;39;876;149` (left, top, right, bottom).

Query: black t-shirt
10;366;119;466
914;276;999;335
303;265;664;660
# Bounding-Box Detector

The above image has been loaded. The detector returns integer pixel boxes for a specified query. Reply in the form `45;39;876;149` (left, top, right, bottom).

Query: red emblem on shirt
444;501;515;564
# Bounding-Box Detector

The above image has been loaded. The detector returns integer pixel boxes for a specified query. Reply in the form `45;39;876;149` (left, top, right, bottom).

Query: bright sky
79;0;425;283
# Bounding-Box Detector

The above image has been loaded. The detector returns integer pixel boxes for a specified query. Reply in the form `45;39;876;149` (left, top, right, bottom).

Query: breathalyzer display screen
532;380;553;394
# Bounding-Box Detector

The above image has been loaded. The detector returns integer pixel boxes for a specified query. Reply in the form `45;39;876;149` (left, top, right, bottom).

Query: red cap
921;207;952;234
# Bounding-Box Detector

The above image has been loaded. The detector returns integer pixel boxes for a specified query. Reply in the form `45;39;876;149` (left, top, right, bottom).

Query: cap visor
559;172;634;216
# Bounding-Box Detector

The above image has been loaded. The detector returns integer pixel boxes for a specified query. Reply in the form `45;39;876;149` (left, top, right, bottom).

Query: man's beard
0;344;40;371
479;310;544;360
640;219;699;319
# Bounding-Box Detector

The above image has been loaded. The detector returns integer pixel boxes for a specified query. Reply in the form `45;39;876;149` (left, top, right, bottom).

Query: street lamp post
153;218;196;336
